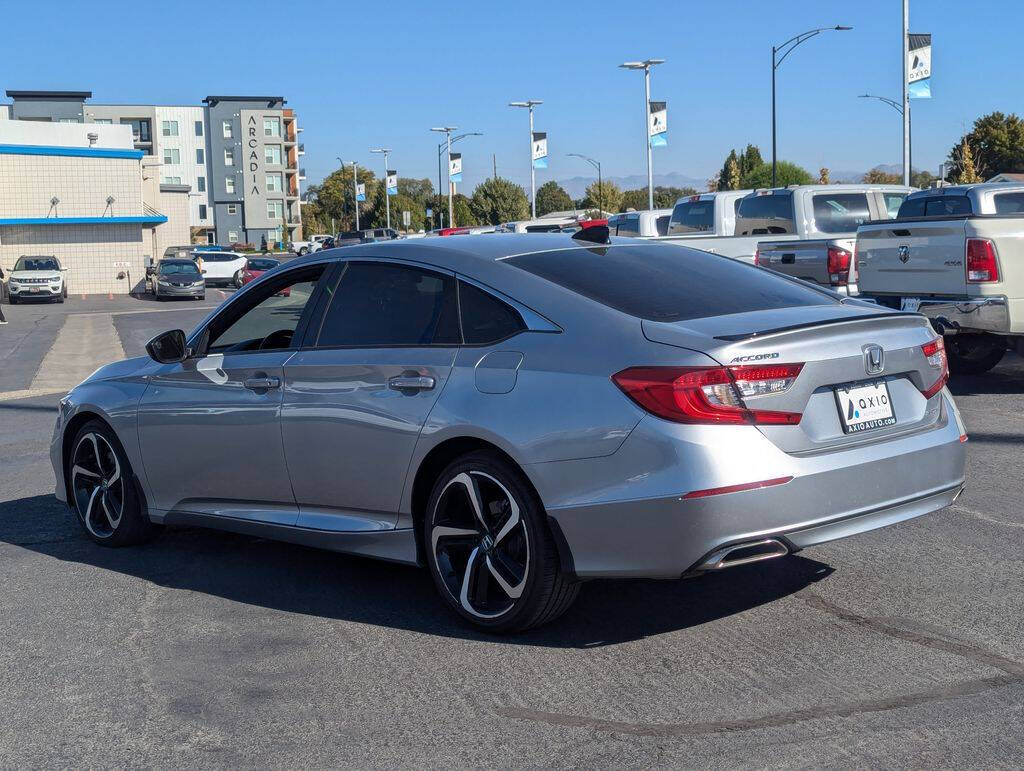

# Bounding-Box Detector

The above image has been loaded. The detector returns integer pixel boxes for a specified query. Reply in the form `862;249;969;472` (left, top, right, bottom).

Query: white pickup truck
288;234;332;256
657;185;912;271
857;183;1024;374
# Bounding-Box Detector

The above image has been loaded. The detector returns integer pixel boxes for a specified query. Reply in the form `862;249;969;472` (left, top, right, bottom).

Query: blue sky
3;0;1022;192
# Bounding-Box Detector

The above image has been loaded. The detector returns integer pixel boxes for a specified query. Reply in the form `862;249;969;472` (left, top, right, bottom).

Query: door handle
781;253;796;264
388;375;436;391
244;376;280;390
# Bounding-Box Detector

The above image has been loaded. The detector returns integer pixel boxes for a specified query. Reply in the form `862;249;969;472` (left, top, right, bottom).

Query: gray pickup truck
856;183;1024;373
753;184;912;293
658;185;911;268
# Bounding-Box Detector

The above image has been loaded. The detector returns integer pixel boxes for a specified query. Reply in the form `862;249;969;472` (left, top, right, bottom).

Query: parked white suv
6;255;68;303
191;250;248;288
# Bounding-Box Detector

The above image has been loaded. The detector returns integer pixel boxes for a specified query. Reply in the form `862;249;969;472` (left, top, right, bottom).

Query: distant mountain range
556;172;708;199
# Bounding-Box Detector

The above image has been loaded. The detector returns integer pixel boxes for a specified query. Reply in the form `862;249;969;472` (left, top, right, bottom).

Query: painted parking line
29;313;125;396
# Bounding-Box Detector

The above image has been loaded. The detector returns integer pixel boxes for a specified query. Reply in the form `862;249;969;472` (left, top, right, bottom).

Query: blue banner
909;78;931;99
650;132;667;147
533;157;548;169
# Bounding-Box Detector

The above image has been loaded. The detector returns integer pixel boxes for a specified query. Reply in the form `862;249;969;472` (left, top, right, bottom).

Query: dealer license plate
834;381;896;434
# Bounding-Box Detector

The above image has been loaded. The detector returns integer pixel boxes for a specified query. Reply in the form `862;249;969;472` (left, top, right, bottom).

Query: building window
228;230;239;242
195;120;203;136
125;119;151;142
93;118;113;124
199;204;208;219
263;117;281;137
224;148;234;166
267;200;284;221
161;120;179;137
162;176;182;184
227;204;238;215
162;148;180;164
266;173;283;192
222;120;233;138
264;144;282;165
195;148;204;164
197;176;206;192
225;177;236;194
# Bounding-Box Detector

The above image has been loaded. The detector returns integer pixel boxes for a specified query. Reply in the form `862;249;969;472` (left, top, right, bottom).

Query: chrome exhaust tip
698;538;790;571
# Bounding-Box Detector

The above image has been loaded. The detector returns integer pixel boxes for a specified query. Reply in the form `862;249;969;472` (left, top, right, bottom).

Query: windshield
247;258;279;271
159;261;201;276
668;200;715;234
811;193;871;234
507;244;834;322
14;256;59;272
735;193;795;235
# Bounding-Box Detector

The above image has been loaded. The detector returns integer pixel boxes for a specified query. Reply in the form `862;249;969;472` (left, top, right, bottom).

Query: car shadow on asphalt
0;494;835;648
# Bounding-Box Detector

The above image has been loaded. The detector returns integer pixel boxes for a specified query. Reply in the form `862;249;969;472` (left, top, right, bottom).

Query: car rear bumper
536;390;967;579
913;296;1011;335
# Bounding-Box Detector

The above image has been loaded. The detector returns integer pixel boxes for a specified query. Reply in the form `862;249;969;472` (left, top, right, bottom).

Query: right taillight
966;238;1000;283
827;246;853;286
755;248;766;267
920;337;948;399
612;364;804;425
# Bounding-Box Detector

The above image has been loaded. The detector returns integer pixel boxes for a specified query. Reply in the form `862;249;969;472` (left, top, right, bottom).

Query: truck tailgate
857;220;968;296
757;237;855;289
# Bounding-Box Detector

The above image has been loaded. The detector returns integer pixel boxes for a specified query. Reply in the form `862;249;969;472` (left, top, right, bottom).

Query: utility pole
351;161;359;230
493;153;497;179
902;0;911;186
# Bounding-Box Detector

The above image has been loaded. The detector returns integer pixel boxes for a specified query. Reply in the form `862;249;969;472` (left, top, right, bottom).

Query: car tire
234;271;243;288
946;333;1005;375
423;451;579;633
197;294;205;301
62;285;68;299
299;247;309;256
67;420;157;547
55;293;64;304
9;295;17;305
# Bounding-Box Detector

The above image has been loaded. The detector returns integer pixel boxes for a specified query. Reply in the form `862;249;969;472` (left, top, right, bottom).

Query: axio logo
730;352;779;363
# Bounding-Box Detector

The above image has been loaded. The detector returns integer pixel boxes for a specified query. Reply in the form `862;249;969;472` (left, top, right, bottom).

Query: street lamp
771;26;852;186
430;126;459;228
431;130;481;229
620;59;664;210
858;94;911;181
369;148;392;230
338;157;359;230
567;153;603;215
509;100;543;219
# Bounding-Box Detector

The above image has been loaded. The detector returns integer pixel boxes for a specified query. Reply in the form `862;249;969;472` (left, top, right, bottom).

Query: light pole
509;100;543;219
430;126;458;228
901;0;910;187
619;59;664;210
859;94;911;182
567;153;602;215
771;26;852;187
369;148;392;230
431;131;481;229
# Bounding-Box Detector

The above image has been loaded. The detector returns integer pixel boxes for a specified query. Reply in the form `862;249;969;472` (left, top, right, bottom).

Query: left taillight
920;337;948;399
827;246;852;286
612;364;804;425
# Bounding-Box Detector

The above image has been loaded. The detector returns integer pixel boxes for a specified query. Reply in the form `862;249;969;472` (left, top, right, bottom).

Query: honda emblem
864;344;885;375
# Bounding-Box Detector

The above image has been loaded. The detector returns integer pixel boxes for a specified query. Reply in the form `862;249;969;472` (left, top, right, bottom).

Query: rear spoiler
713;311;923;342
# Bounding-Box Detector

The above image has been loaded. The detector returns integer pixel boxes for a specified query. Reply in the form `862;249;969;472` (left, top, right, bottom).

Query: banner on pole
649;101;667;146
532;132;548;169
908;33;931;99
386;170;398;196
355;183;366;202
449;153;462;182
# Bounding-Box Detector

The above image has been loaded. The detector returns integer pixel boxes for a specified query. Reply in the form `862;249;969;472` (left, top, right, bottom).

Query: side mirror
201;269;207;274
146;329;188;363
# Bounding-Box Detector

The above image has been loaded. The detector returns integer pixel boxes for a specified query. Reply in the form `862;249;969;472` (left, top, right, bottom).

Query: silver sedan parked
50;231;967;632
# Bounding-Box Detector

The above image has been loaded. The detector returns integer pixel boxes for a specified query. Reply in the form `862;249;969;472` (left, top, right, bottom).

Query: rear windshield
897;194;972;218
994;192;1024;214
735;193;795;235
506;244;833;322
608;215;639;235
668;200;714;234
812;192;871;233
14;256;59;271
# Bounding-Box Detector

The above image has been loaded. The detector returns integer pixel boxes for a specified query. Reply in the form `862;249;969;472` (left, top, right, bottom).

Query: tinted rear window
735;193;795;235
897;195;972;218
994;192;1024;214
668;200;714;234
609;215;640;235
506;245;833;322
812;193;871;233
201;253;239;262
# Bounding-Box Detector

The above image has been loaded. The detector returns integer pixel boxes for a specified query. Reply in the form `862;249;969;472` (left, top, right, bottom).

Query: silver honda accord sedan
50;230;968;632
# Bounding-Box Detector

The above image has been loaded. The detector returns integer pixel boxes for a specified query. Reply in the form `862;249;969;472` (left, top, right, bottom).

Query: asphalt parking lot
1;296;1022;767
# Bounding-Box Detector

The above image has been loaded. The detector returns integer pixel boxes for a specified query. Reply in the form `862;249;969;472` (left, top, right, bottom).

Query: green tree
947;111;1024;180
717;149;739;191
739;144;764;179
453;194;478;227
725;157;741;190
620;188;647;211
398;177;435;208
535;181;574;216
911;169;936;189
469;178;528;225
582;179;622;213
653;186;697;208
742;160;813;189
314;164;378;231
862;167;902;184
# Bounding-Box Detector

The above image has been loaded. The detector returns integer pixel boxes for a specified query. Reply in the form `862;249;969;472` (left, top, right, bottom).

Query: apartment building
1;90;304;245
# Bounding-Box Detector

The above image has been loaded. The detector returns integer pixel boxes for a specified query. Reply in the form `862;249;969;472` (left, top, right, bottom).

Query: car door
281;259;460;531
137;262;330;523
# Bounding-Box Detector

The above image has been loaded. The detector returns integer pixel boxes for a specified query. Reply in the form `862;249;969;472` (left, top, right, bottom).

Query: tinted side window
811;193;871;233
883;193;907;218
994;192;1024;214
924;196;971;216
735;194;795;235
316;262;459;347
668;200;714;234
896;196;926;218
609;216;639;235
459;282;525;344
655;215;670;235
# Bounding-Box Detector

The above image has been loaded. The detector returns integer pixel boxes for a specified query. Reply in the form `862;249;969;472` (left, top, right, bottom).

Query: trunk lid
857;219;969;296
642;307;945;453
